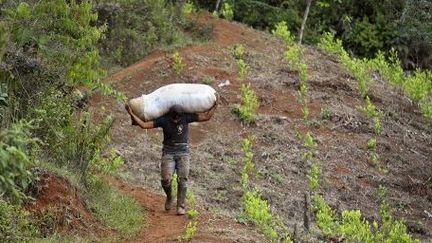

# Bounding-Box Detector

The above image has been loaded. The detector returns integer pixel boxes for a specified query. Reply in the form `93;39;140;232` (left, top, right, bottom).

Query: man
125;98;217;215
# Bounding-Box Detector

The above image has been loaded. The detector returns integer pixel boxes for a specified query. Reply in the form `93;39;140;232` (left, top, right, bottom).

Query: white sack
129;83;217;121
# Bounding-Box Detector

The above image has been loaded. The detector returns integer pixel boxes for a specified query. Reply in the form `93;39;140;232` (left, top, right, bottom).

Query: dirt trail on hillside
109;178;244;243
92;13;271;243
92;11;432;242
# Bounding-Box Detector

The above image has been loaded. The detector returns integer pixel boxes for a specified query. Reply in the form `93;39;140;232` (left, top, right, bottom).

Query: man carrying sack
125;83;218;215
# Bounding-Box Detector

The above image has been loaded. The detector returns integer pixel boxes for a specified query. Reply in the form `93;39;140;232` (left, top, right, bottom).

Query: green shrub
240;136;255;189
233;44;245;60
0;121;37;203
237;59;249;80
182;1;196;15
339;210;374;242
308;162;321;191
50;112;114;180
313;194;338;237
243;189;278;240
318;32;347;56
0;199;39;242
88;176;144;237
221;3;234;21
172;51;186;75
234;83;259;124
95;0;186;67
404;69;431;102
272;21;295;45
178;221;197;241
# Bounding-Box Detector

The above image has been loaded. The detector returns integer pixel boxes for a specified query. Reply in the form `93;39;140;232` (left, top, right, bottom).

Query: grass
87;176;145;237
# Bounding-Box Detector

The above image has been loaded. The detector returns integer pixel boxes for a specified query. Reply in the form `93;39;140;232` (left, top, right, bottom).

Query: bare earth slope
91;12;432;242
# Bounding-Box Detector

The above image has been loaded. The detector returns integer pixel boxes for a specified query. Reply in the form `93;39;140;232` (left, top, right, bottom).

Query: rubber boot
176;181;187;215
162;181;173;211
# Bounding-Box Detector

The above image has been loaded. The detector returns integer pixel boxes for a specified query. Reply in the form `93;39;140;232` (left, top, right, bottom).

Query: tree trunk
299;0;313;45
215;0;222;12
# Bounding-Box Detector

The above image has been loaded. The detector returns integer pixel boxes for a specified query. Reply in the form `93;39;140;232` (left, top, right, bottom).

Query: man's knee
161;178;171;187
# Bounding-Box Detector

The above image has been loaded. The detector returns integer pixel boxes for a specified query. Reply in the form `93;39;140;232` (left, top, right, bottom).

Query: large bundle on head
128;83;217;121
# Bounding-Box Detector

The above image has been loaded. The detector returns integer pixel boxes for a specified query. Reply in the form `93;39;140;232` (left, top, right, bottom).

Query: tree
299;0;313;44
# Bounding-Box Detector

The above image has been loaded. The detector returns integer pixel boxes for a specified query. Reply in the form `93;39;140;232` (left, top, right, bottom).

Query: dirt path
109;177;265;243
109;178;188;242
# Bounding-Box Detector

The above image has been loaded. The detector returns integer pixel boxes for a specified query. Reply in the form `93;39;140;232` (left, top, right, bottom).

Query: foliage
95;0;187;67
237;59;249;80
49;112;114;180
178;221;197;241
318;32;346;56
221;3;234;21
339;210;374;242
243;189;278;240
313;194;338;237
88;176;144;237
233;44;245;60
0;120;37;203
90;148;124;175
233;83;259;125
186;189;198;219
312;193;420;242
182;1;196;15
0;199;39;242
240;136;255;189
308;162;321;191
272;21;295;45
404;69;432;102
172;51;186;75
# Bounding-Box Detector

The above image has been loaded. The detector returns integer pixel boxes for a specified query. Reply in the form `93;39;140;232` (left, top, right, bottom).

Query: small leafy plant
308;162;321;191
221;3;234;21
233;44;245;59
178;221;197;241
272;21;295;45
237;59;249;80
233;83;259;124
172;51;186;75
182;1;195;14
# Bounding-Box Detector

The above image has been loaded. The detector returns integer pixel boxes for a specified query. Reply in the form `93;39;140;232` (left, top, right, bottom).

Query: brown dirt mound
26;168;108;238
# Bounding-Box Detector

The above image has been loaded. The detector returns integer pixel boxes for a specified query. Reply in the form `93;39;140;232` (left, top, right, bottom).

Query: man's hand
196;92;219;122
125;102;156;129
125;103;138;125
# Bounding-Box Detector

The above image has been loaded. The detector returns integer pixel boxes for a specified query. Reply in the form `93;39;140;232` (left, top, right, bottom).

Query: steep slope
91;12;432;241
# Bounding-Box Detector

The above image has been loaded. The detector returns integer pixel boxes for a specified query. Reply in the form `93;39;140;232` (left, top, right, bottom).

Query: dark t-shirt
154;113;198;154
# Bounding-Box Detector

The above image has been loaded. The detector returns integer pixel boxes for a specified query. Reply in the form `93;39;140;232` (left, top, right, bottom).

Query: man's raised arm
125;103;156;129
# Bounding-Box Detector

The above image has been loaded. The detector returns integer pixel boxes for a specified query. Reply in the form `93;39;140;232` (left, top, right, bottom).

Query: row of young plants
229;38;290;242
231;44;260;125
319;32;432;119
319;32;385;172
273;22;420;242
239;136;293;242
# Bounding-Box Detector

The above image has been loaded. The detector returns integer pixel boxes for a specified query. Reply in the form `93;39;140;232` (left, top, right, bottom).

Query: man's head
168;105;184;121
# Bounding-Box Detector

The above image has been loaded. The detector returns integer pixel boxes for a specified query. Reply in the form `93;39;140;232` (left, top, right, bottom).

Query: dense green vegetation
199;0;432;70
0;0;192;241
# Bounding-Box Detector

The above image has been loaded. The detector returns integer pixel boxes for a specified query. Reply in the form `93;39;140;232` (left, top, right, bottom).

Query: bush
221;3;234;21
233;83;259;124
0;121;37;203
0;199;39;242
272;21;295;45
95;0;186;67
243;189;278;240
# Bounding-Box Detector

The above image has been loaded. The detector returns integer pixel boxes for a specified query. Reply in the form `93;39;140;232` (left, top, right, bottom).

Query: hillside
90;12;432;242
